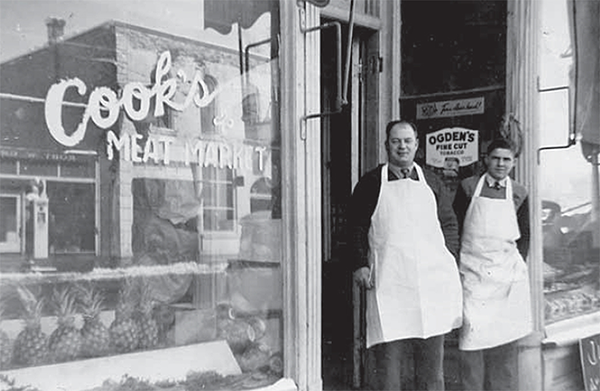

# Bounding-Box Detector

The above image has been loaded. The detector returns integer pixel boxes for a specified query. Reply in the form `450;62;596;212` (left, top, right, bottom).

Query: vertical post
591;152;600;291
280;1;322;389
506;0;544;389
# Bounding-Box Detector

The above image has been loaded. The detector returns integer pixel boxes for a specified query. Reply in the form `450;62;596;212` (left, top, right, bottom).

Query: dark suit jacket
347;164;459;272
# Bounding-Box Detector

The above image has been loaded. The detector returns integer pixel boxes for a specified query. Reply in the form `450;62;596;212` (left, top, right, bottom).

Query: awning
569;0;600;161
204;0;330;35
204;0;277;35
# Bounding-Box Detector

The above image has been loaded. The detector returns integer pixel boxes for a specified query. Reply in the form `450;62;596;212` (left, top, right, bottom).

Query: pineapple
48;286;82;362
12;285;48;366
109;278;140;353
134;280;159;350
76;284;110;358
0;301;13;369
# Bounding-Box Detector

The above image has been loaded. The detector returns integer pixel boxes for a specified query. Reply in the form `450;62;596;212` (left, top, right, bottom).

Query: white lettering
142;137;160;163
44;51;220;147
45;78;91;147
159;136;174;165
106;131;130;160
131;133;144;163
204;142;219;168
89;87;120;129
122;83;151;121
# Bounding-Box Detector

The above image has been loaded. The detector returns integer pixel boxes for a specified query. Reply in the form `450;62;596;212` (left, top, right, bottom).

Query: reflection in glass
0;0;283;387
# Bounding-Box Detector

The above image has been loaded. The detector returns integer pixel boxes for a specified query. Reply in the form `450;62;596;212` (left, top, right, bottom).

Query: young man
453;138;532;391
348;120;462;390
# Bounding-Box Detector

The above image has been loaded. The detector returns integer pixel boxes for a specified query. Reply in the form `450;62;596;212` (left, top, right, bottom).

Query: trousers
460;341;518;391
365;335;445;391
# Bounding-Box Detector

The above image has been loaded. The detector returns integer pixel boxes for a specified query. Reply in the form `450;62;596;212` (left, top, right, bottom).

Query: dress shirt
388;163;417;180
347;164;459;272
485;174;507;189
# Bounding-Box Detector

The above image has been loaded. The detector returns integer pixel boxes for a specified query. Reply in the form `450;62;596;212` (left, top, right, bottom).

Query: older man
348;120;462;390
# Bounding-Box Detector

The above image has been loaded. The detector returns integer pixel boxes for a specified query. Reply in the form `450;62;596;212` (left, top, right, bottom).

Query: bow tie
492;181;502;190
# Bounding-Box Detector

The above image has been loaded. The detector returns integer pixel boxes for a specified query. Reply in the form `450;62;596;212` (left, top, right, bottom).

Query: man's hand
354;266;373;289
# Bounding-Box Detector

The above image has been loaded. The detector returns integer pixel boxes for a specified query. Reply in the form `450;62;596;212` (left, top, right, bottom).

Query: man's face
386;123;418;168
485;148;515;180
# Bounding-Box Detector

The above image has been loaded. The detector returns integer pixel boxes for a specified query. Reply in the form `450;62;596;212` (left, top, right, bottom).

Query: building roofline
2;19;269;67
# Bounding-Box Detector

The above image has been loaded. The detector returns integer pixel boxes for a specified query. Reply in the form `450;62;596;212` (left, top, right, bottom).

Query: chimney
45;17;66;44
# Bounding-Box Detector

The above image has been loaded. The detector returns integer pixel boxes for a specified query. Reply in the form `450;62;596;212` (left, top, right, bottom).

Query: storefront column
280;1;322;390
506;0;543;389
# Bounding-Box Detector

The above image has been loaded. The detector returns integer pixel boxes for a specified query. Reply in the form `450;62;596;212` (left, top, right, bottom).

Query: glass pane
540;0;600;324
47;182;95;253
0;1;282;387
60;161;95;178
20;161;58;176
0;158;17;174
0;196;18;243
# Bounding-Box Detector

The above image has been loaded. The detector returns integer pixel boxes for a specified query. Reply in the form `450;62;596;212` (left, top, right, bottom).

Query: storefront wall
0;0;399;389
1;0;595;390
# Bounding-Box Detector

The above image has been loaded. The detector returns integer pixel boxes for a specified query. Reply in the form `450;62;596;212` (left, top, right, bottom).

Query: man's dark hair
385;120;418;141
487;138;518;156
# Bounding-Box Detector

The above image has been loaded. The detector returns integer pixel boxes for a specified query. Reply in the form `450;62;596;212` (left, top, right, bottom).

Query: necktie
401;168;411;179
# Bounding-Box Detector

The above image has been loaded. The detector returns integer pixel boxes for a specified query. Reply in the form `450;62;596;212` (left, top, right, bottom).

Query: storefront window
0;1;283;389
0;195;20;253
539;0;600;324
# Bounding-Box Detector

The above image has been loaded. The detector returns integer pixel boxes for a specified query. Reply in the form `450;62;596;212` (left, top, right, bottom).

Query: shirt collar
485;173;507;188
388;163;414;179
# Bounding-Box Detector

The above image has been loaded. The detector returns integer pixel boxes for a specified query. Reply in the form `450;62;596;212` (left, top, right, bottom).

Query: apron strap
413;163;425;182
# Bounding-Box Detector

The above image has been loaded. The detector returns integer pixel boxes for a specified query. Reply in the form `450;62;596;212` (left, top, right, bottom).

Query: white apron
366;164;462;348
459;176;532;351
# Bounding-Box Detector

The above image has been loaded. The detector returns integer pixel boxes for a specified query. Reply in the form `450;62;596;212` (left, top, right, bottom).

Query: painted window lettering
44;51;216;147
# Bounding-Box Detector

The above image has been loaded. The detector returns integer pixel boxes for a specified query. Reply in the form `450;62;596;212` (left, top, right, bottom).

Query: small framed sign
580;334;600;391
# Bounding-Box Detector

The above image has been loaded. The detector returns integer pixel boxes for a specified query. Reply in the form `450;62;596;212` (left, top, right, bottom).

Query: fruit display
0;302;13;369
48;286;83;362
0;269;282;382
109;278;140;353
134;280;159;350
12;286;48;366
76;283;111;358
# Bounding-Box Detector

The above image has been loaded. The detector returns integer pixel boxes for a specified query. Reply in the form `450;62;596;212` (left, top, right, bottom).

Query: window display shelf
0;340;241;391
543;311;600;346
0;340;294;391
0;262;229;285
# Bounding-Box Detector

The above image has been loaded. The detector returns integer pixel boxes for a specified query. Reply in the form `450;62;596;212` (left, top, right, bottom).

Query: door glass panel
0;1;283;388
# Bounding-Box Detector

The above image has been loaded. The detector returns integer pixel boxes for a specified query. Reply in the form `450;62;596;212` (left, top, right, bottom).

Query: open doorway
321;21;379;390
